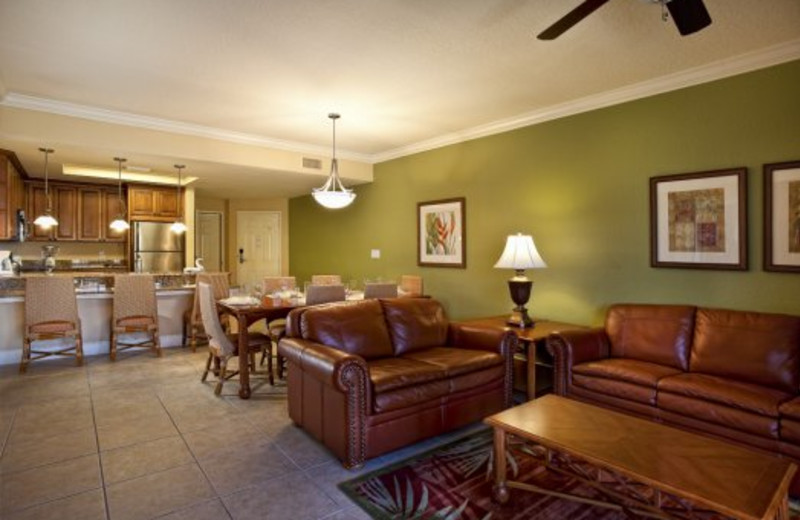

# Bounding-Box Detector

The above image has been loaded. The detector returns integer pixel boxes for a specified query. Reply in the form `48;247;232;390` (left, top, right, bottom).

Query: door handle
238;248;245;264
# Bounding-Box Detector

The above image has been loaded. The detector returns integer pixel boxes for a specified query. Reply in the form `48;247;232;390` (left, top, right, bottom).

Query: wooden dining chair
311;274;341;286
183;272;231;351
198;282;273;392
21;276;83;373
305;284;346;305
399;275;423;297
110;274;162;361
364;282;399;299
262;276;296;376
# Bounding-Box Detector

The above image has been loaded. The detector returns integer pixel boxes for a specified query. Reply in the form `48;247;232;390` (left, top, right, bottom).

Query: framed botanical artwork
764;160;800;273
650;168;747;270
417;197;466;268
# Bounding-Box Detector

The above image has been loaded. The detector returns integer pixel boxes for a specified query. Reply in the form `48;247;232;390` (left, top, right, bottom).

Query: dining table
217;296;301;399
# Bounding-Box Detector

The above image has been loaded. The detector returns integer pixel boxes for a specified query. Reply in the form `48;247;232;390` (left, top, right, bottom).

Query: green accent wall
290;60;800;325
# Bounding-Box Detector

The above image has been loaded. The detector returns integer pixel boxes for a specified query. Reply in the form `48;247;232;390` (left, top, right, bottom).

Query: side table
457;316;584;400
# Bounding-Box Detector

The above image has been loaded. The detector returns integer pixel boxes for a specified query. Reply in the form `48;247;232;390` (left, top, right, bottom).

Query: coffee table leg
492;427;510;504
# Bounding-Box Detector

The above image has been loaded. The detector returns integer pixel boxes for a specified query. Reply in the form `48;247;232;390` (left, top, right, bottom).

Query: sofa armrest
278;337;369;394
447;324;516;407
546;328;610;396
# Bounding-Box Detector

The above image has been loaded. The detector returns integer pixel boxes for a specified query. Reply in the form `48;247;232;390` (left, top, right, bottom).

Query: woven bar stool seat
111;274;162;361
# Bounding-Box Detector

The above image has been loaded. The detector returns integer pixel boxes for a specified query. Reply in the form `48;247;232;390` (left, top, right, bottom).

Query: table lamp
494;233;547;328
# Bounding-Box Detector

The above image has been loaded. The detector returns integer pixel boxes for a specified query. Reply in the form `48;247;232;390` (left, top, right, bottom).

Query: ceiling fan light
666;0;711;35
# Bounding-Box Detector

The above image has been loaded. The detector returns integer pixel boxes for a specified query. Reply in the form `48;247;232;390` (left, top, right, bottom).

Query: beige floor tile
1;427;97;474
222;471;339;520
105;463;215;520
271;425;336;469
320;507;373;520
13;395;92;425
93;400;166;429
7;409;95;447
101;435;193;485
199;442;297;495
0;454;102;514
167;403;243;434
96;410;178;451
156;498;232;520
303;460;378;508
4;488;106;520
182;420;271;462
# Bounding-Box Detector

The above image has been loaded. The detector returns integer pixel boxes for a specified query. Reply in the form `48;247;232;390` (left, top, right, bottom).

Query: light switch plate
371;249;381;259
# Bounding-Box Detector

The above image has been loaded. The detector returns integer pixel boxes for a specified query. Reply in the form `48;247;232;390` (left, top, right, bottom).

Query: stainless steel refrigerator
132;222;185;273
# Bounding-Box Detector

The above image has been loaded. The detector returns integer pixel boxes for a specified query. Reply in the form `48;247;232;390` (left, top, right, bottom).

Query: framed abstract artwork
650;168;747;270
417;197;466;268
764;160;800;273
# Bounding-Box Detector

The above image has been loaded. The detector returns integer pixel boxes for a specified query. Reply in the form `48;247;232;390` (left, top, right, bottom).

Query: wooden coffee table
485;395;796;519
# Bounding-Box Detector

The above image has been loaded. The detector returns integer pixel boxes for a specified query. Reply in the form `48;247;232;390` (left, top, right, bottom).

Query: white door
196;211;223;272
236;211;281;290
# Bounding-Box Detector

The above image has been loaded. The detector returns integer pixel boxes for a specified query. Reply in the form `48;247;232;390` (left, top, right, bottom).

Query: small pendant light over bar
33;147;58;229
170;164;187;234
109;157;130;232
312;113;356;209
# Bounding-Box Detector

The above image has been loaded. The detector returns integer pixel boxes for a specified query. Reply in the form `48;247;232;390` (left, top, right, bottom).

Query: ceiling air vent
302;157;322;170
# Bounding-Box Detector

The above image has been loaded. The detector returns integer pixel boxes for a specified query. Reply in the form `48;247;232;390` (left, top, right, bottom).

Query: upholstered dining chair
399;275;423;297
363;282;399;299
198;282;273;393
21;276;83;373
183;272;231;351
111;274;162;361
262;276;296;375
305;284;346;305
311;274;341;286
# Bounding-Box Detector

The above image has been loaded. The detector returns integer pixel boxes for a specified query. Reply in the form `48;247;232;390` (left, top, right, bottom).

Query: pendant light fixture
109;157;130;232
33;147;58;229
312;113;355;209
170;164;187;234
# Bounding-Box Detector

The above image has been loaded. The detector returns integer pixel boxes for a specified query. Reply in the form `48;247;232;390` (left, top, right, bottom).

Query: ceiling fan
537;0;712;40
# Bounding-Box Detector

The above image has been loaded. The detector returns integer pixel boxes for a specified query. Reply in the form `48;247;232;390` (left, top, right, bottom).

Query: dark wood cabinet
103;190;127;242
78;187;127;242
0;153;25;240
53;186;78;241
27;183;53;240
128;185;181;221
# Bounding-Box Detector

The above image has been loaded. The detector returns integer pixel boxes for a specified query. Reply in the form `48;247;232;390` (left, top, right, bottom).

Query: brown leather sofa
548;303;800;493
278;298;515;468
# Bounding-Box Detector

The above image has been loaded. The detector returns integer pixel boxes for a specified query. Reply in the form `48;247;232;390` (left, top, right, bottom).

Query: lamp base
506;278;534;329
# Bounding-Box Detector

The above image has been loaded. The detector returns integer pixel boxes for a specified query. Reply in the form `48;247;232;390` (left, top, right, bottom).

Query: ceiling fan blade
666;0;712;36
537;0;611;40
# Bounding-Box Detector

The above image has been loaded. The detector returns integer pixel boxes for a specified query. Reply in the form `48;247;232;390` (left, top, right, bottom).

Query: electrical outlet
371;249;381;259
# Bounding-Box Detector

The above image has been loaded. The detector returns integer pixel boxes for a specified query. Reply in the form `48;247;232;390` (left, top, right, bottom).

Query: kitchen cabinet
78;187;127;242
27;182;78;241
128;184;181;221
0;152;25;241
27;183;53;240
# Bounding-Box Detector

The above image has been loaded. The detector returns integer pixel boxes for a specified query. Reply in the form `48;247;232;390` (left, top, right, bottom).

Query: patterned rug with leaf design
339;429;799;520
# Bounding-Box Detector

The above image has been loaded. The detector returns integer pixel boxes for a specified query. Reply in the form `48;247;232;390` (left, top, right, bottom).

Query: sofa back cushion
690;308;800;393
606;304;696;370
381;298;449;356
300;299;394;360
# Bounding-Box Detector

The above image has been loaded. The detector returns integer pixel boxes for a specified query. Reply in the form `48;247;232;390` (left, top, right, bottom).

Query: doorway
195;211;224;272
236;211;281;290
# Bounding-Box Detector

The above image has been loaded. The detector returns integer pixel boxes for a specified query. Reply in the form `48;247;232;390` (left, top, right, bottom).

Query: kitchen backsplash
2;241;126;262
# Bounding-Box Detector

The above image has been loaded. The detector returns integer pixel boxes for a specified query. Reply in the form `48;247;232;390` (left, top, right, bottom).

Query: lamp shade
494;233;547;270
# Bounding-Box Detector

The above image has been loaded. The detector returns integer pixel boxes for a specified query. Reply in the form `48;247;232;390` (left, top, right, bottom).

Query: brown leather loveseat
548;303;800;492
278;298;515;468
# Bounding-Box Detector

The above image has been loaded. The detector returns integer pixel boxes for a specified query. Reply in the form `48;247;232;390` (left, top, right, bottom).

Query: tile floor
0;347;480;519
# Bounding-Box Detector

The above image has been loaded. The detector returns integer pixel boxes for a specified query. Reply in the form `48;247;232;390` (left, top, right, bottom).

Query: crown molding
372;39;800;163
0;93;372;163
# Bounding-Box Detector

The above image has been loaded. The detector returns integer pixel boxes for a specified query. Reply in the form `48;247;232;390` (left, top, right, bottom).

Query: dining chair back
311;274;341;286
184;272;230;351
262;276;296;294
364;282;399;299
399;275;424;297
198;282;273;393
21;276;83;373
305;284;346;305
111;274;161;361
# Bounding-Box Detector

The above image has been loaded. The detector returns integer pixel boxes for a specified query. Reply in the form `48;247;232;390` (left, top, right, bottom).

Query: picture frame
417;197;466;268
764;160;800;273
650;168;747;270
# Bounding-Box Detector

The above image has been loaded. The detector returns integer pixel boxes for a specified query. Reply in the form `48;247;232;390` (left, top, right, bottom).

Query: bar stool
110;274;162;361
21;276;83;373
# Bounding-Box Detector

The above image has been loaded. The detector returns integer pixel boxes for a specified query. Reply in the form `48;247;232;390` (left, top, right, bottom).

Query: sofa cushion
381;298;449;356
689;308;800;393
368;357;447;393
606;304;695;370
572;374;658;405
573;358;682;388
373;379;450;414
658;393;780;439
300;299;394;360
658;373;791;418
404;347;503;378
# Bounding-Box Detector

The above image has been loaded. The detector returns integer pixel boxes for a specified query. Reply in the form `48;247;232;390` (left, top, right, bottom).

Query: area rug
339;429;798;520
